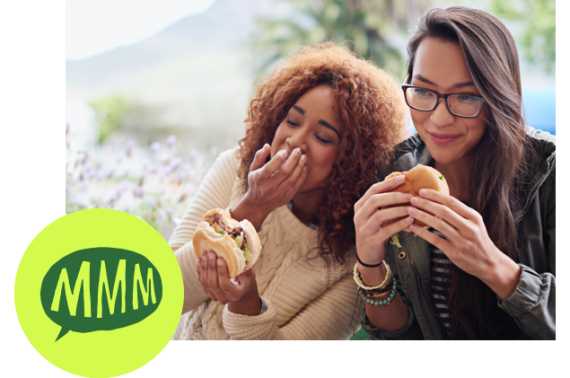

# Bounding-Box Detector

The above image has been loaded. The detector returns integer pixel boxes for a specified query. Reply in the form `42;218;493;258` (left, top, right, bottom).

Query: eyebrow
413;74;475;89
292;105;305;115
291;105;341;139
318;120;341;139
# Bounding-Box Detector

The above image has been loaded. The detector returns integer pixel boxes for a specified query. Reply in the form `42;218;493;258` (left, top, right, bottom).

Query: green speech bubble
40;247;163;341
15;209;183;378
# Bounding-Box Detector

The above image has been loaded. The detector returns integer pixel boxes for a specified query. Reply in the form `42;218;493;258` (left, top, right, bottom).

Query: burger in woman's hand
193;209;262;278
385;164;449;232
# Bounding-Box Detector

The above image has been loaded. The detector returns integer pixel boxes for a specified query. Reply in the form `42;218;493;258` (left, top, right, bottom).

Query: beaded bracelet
360;278;397;307
353;261;391;290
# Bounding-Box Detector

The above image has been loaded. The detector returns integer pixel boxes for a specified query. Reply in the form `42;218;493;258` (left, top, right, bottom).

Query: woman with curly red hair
169;42;407;339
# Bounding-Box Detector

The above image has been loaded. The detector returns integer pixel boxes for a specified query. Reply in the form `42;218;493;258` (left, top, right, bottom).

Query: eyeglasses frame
401;83;486;119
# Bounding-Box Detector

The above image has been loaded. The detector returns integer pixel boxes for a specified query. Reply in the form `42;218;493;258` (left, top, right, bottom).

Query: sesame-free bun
385;164;450;232
192;209;261;278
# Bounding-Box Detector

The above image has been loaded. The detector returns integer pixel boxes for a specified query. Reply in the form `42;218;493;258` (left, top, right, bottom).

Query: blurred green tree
490;0;555;73
250;0;431;81
89;95;176;145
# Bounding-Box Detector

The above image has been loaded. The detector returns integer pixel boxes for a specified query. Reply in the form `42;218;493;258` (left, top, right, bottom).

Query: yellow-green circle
14;209;184;378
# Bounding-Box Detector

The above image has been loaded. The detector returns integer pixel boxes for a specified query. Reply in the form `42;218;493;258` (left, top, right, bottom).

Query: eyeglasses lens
405;88;483;117
406;87;437;111
448;94;483;117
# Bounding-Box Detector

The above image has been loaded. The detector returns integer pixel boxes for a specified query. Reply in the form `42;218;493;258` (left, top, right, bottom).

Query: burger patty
205;212;247;250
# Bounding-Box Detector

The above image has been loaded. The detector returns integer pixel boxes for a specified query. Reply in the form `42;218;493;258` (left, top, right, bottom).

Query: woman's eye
456;94;478;103
315;134;331;144
286;120;299;127
415;88;432;97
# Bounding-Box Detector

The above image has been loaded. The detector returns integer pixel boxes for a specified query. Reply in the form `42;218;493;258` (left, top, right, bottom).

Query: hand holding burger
384;164;449;231
354;164;448;281
193;208;262;278
194;209;263;314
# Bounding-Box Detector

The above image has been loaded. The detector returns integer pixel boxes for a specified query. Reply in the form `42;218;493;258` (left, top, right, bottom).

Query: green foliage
89;95;131;144
251;0;431;81
490;0;555;73
89;95;174;145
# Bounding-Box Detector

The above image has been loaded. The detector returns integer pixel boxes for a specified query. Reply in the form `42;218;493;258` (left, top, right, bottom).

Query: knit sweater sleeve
222;272;359;340
169;149;238;314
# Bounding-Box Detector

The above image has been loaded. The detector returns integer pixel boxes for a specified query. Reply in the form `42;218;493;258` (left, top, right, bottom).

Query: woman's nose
287;131;308;153
430;98;455;127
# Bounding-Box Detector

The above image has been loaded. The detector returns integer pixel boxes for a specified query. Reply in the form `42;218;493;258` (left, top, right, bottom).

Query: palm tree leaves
249;0;431;81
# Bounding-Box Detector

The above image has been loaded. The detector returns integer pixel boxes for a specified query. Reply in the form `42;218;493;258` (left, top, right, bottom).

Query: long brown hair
406;7;529;339
238;42;407;263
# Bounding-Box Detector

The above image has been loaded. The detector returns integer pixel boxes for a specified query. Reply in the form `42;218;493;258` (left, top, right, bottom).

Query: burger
192;208;261;278
384;164;449;245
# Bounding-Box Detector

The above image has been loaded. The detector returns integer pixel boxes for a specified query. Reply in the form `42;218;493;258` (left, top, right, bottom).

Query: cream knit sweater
169;148;359;340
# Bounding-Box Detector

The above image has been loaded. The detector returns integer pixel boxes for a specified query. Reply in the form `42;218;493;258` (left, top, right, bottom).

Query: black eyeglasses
401;84;486;118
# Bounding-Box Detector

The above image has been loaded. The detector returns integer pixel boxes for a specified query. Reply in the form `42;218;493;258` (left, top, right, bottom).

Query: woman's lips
429;132;460;145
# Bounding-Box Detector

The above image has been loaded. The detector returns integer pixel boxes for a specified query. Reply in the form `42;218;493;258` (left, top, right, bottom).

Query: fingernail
410;197;419;205
410;224;418;231
408;207;418;216
402;193;412;200
419;189;428;196
295;147;301;154
396;176;405;184
202;255;207;262
217;259;223;267
300;155;306;162
209;253;215;260
406;216;414;223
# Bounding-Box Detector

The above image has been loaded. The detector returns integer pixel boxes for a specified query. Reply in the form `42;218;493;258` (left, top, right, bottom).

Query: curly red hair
238;42;408;262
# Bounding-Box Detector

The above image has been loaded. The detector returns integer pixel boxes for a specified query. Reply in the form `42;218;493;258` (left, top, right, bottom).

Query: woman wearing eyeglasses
354;7;555;339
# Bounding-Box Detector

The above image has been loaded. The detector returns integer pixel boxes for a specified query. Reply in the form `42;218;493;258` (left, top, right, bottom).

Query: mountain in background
66;0;292;149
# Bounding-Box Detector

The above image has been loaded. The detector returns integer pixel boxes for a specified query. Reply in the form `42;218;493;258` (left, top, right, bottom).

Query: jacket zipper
402;233;448;339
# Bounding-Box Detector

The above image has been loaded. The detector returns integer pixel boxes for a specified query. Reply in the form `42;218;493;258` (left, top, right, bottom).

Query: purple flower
133;186;145;198
150;142;160;152
171;157;182;170
77;153;86;164
148;198;157;208
103;193;117;205
188;149;198;160
127;139;136;157
166;135;176;148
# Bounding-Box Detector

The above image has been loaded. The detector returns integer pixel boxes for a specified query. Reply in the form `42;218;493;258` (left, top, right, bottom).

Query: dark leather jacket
362;127;555;339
